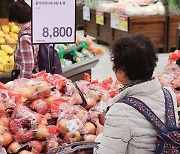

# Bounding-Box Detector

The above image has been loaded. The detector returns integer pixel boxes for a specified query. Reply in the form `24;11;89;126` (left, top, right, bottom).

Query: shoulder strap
162;88;177;127
121;97;165;132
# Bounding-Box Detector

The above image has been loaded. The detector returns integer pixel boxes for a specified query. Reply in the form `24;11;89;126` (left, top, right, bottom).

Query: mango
11;25;19;33
0;38;5;44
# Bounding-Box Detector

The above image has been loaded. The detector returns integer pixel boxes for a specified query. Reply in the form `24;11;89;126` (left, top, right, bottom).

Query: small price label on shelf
32;0;76;44
111;13;128;32
83;6;90;21
96;11;104;25
118;15;128;32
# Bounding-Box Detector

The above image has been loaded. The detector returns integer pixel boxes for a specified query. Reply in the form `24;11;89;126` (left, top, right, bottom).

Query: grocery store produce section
0;71;120;153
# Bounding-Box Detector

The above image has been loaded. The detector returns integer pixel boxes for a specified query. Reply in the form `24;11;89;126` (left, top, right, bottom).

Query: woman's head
8;1;31;24
111;34;158;83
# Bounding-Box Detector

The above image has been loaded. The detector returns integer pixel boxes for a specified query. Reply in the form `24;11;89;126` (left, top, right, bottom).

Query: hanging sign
118;15;128;32
32;0;76;44
83;6;90;21
96;10;104;25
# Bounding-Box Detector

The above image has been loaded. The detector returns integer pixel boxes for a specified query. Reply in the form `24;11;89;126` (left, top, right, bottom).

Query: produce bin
0;55;102;83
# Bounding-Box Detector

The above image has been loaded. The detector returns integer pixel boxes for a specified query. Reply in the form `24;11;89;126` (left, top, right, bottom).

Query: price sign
32;0;76;44
83;6;90;21
110;13;119;29
118;15;128;32
96;11;104;25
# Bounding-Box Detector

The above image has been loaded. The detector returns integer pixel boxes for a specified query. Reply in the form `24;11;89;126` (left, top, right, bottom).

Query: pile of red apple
0;72;120;153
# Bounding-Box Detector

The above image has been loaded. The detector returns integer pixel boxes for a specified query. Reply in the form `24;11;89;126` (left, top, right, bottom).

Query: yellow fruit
4;34;11;41
0;50;7;57
8;22;15;28
1;25;10;34
3;62;14;72
9;32;18;41
3;56;10;62
0;31;5;38
0;38;5;44
4;46;14;55
9;55;14;65
1;45;6;50
11;25;19;33
0;63;4;72
0;57;3;63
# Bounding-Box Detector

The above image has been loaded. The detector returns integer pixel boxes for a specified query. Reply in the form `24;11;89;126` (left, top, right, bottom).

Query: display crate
84;10;98;38
84;9;168;52
116;15;167;52
168;15;180;51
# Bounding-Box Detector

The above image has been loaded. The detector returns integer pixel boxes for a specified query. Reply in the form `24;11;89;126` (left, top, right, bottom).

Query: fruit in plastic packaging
7;141;21;153
30;99;48;115
57;118;69;135
35;124;49;140
83;134;96;141
83;122;96;135
28;140;43;153
1;131;13;147
64;131;81;143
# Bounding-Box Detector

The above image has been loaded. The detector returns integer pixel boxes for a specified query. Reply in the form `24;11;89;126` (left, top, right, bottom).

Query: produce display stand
0;55;102;83
83;9;180;52
167;15;180;51
114;15;167;52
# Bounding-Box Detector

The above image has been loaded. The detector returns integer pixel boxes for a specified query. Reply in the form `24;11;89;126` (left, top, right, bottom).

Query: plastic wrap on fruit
8;78;51;101
0;125;13;148
57;105;89;136
0;147;7;154
33;71;68;91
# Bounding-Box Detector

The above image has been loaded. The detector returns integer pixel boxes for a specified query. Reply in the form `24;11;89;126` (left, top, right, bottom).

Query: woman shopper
93;34;179;154
8;0;39;79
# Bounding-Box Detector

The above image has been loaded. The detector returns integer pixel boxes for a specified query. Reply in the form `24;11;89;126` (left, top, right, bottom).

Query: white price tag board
83;6;90;21
110;13;119;29
32;0;76;44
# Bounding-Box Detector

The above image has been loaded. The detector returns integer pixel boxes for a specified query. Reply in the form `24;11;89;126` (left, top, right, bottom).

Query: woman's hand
95;120;104;135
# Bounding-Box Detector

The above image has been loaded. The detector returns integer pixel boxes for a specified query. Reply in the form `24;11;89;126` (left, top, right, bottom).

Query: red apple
83;122;96;135
7;141;21;153
2;131;13;147
57;119;69;135
0;116;10;127
28;140;43;153
83;134;96;141
15;128;33;143
64;131;81;143
45;138;59;152
30;99;48;115
35;124;49;140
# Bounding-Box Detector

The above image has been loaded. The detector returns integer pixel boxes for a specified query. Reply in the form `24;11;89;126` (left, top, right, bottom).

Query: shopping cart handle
47;141;100;154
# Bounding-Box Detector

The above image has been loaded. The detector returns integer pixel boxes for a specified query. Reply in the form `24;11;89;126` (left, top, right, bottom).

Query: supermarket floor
77;31;169;81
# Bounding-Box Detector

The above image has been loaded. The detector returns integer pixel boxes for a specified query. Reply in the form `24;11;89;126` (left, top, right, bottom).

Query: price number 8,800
42;27;73;38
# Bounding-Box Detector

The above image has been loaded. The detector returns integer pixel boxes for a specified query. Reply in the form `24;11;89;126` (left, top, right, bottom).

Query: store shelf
0;55;102;83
